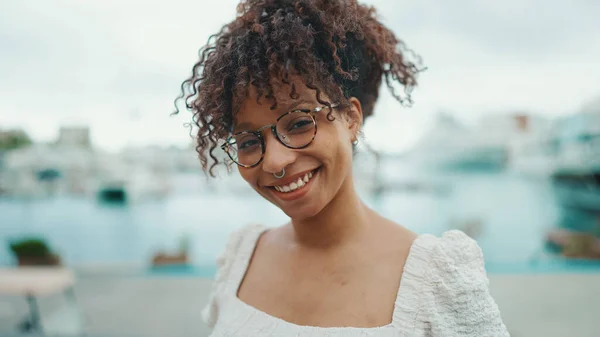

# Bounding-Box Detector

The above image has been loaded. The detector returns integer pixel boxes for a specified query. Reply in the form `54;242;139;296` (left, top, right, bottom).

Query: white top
0;267;75;297
202;224;510;336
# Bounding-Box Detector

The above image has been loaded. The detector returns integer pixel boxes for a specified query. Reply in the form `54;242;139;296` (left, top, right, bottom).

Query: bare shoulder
253;222;291;249
375;214;419;255
245;222;295;266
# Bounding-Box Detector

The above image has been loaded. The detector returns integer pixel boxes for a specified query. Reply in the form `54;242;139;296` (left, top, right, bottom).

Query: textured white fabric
202;224;510;336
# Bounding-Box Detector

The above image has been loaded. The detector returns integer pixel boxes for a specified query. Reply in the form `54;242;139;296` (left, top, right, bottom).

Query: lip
268;167;320;202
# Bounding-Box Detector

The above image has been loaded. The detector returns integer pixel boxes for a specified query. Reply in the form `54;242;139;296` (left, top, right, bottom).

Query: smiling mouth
270;168;319;193
274;171;312;193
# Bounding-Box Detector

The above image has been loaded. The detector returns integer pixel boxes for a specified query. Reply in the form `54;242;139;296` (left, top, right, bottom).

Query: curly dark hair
174;0;423;177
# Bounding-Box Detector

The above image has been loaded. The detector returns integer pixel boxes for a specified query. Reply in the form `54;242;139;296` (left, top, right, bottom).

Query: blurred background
1;0;599;336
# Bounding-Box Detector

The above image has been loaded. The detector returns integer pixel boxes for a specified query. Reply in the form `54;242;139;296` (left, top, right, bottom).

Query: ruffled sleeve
424;230;510;336
201;224;262;328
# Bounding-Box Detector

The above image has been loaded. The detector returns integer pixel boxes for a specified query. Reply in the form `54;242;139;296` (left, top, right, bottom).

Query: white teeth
274;170;317;193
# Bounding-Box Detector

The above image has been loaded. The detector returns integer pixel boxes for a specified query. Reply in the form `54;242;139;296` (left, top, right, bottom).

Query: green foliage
9;238;52;258
0;129;32;151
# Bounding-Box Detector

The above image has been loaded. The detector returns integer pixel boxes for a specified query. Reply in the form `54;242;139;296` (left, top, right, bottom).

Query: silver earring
352;139;359;146
274;168;285;179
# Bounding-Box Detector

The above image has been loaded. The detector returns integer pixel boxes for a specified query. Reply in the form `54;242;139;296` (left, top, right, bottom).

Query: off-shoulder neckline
223;224;440;333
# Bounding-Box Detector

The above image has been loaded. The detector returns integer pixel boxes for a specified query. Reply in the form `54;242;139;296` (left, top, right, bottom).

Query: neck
290;176;373;248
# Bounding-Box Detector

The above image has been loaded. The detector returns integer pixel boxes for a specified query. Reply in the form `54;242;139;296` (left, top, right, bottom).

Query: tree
0;129;32;150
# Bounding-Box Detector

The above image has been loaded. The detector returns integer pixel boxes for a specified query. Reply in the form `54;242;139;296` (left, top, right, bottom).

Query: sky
1;0;599;153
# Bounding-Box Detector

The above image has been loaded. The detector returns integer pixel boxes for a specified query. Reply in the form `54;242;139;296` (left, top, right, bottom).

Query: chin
280;201;324;221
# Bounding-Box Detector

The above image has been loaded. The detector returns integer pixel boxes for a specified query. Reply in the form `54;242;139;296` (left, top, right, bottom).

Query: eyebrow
233;99;312;133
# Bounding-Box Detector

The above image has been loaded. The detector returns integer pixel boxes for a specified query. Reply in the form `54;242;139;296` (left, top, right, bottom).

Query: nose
261;130;297;174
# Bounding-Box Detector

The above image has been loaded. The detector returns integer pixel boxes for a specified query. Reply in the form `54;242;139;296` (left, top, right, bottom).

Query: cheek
329;129;354;166
239;168;272;199
314;127;353;176
238;168;258;187
335;142;354;173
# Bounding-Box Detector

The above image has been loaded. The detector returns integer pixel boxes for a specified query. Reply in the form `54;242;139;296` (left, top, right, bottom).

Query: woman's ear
346;97;364;142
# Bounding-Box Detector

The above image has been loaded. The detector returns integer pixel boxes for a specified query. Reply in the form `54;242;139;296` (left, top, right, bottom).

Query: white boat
402;112;523;172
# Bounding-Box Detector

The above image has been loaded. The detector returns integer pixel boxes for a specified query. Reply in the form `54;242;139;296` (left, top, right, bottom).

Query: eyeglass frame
221;103;339;168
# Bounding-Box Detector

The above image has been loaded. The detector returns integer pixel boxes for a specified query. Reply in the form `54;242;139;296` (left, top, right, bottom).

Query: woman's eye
290;120;312;130
239;139;260;150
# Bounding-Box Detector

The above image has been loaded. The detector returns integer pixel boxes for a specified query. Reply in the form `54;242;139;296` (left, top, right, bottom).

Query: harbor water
1;166;598;275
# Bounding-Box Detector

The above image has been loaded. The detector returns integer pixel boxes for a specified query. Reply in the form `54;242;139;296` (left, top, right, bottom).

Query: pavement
0;273;598;337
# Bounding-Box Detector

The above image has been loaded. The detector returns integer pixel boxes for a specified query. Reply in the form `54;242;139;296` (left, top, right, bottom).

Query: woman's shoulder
215;223;267;267
407;230;489;293
418;230;484;269
201;223;268;328
403;230;510;336
211;223;268;281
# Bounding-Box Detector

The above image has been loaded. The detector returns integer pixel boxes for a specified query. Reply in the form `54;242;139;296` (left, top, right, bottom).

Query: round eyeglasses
221;103;338;167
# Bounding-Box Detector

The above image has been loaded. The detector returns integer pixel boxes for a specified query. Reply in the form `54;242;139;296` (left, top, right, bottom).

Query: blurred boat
506;117;558;177
552;170;600;213
543;96;600;259
550;97;600;213
97;181;128;204
403;112;534;172
546;229;600;259
0;144;97;198
95;165;171;204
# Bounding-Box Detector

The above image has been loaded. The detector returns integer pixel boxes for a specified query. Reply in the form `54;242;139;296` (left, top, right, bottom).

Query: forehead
234;81;322;130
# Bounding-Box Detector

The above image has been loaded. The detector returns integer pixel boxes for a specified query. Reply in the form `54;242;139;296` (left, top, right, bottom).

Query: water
1;168;597;274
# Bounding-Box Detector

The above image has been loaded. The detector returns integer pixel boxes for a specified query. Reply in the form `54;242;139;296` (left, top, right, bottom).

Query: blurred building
0;126;204;200
56;126;91;148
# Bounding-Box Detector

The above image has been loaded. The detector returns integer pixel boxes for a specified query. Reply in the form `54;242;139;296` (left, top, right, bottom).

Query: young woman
176;0;509;335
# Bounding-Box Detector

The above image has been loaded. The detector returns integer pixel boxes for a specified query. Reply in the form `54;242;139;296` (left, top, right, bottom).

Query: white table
0;267;78;335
